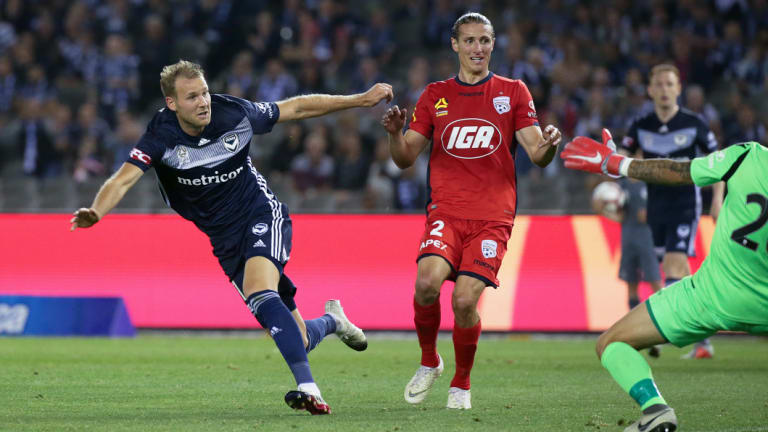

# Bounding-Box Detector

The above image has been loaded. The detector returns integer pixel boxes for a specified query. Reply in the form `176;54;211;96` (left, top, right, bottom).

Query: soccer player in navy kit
70;60;393;414
620;64;719;359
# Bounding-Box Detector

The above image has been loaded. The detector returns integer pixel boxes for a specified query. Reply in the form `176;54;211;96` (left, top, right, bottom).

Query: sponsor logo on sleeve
255;102;275;118
129;148;152;165
481;239;498;258
526;99;537;118
493;96;511;114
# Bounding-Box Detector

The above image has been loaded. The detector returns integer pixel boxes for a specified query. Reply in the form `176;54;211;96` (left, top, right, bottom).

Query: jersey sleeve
696;118;718;154
245;101;280;135
512;81;538;131
621;121;639;154
406;87;434;139
690;142;752;186
126;131;164;171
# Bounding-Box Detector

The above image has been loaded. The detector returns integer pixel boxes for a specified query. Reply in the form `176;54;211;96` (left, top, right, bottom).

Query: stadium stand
0;0;764;214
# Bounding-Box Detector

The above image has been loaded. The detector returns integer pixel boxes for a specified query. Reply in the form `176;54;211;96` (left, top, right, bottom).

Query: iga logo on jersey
440;118;503;159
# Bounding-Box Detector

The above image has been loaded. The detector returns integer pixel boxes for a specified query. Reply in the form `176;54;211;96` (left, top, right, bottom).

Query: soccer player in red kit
381;12;562;409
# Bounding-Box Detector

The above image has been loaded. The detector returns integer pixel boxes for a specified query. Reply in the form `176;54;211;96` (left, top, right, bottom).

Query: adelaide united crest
492;96;510;114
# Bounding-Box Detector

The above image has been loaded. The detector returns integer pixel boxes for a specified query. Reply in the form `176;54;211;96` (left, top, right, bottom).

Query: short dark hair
450;12;494;40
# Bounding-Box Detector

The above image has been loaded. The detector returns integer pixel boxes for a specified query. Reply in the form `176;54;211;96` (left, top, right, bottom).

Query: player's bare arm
70;163;144;231
276;83;393;122
381;105;430;169
515;124;562;167
627;159;693;186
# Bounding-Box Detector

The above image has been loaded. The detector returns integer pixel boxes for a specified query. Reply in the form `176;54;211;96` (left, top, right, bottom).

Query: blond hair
649;64;680;82
160;60;205;97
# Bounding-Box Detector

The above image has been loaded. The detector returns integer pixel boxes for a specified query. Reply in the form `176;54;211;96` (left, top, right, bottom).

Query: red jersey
408;72;538;224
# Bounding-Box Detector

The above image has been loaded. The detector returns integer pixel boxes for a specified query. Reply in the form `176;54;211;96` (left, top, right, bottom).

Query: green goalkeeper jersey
689;141;768;323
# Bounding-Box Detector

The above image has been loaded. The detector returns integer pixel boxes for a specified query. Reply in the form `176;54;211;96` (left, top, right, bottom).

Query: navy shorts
219;203;293;294
619;240;661;283
649;215;698;259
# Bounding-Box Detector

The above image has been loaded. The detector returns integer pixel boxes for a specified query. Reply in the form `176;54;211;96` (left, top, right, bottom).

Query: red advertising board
0;214;713;331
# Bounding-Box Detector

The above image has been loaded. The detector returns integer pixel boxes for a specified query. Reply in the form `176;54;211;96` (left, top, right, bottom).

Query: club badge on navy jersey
674;134;688;147
252;223;268;235
222;133;239;152
493;96;510;114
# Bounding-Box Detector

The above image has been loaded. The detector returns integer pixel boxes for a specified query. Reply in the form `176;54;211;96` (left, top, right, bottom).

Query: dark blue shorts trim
457;270;497;289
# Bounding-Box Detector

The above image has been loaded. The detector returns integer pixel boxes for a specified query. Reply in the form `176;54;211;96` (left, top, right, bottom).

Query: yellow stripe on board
571;216;626;332
698;215;715;255
478;216;530;330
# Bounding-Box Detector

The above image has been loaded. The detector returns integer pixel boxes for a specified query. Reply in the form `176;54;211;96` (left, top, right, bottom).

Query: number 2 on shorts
430;220;444;237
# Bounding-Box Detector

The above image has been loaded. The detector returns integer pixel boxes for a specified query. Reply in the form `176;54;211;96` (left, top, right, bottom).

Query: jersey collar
454;72;493;87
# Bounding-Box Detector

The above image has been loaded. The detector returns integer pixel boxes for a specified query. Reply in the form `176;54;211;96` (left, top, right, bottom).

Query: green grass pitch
1;334;767;431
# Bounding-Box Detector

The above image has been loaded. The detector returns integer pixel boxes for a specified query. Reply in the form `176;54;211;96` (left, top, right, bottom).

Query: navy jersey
621;108;717;221
126;94;281;253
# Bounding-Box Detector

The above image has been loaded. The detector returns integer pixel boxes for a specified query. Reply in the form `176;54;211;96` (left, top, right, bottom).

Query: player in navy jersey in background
621;64;722;359
70;60;393;414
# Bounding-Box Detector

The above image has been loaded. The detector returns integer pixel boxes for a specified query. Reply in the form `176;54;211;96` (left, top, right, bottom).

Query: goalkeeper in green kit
561;129;768;432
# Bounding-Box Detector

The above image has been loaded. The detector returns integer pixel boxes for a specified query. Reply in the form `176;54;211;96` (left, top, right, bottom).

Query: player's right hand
70;208;101;231
381;105;407;134
361;83;394;107
561;128;628;178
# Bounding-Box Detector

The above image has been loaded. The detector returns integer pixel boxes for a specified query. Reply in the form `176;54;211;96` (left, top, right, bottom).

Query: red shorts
416;213;512;287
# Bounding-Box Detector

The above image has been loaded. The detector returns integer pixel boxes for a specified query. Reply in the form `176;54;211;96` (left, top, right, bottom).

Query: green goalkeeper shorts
646;276;768;347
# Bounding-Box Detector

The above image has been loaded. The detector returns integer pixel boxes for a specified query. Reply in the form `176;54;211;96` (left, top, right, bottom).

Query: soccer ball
591;181;626;214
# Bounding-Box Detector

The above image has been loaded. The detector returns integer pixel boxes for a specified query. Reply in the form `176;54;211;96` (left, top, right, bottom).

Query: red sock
414;298;441;367
450;320;481;390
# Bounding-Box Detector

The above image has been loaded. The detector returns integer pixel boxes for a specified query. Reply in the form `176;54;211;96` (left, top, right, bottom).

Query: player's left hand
539;124;562;148
360;83;393;107
561;128;627;178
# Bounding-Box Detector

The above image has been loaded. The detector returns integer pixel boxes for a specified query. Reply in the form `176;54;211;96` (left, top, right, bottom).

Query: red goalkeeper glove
560;128;630;178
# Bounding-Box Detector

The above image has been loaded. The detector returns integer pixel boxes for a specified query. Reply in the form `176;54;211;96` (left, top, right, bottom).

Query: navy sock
304;314;337;353
246;290;313;385
664;278;679;287
628;297;640;310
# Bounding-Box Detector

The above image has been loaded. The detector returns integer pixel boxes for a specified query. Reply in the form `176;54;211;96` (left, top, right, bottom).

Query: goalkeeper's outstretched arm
625;159;693;186
560;128;693;185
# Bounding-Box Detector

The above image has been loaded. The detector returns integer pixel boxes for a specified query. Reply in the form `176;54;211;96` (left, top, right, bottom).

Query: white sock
298;382;322;397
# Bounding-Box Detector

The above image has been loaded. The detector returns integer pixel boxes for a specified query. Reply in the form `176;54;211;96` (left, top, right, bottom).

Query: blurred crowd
1;0;767;213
